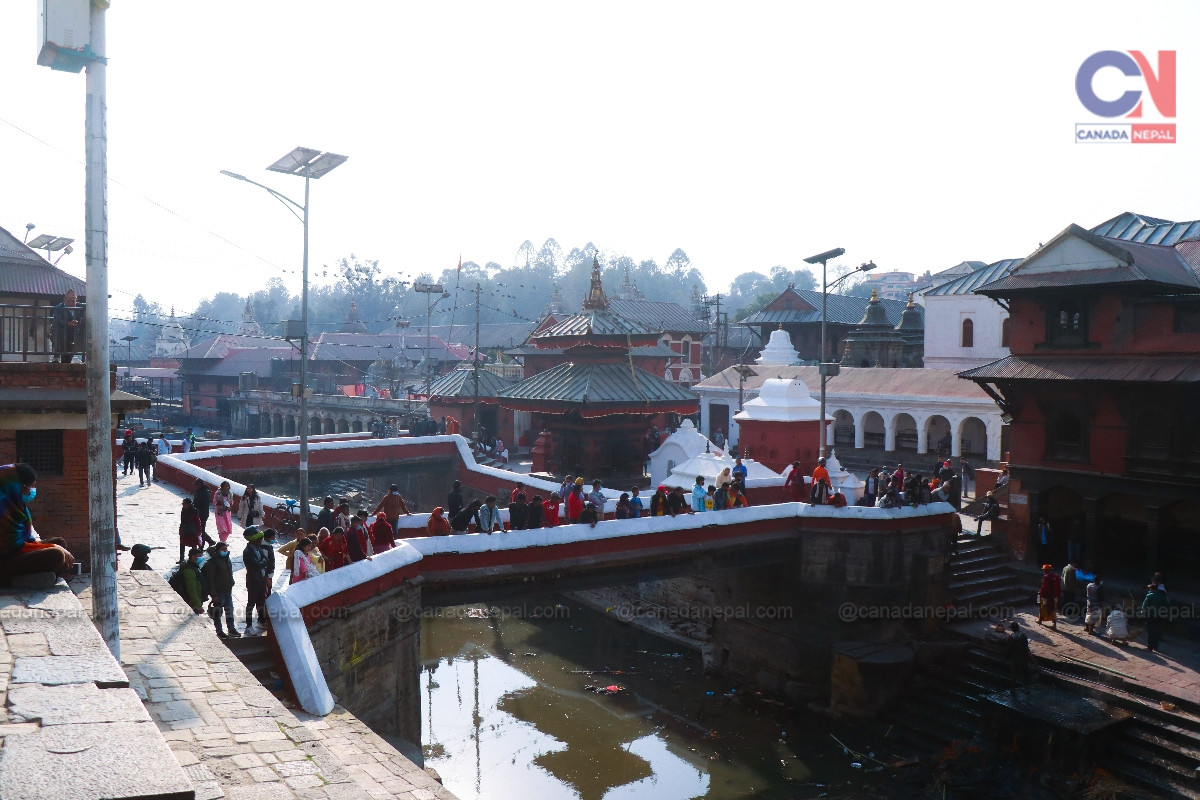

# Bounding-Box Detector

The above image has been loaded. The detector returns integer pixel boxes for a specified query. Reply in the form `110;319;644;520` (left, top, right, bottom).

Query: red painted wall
736;418;824;474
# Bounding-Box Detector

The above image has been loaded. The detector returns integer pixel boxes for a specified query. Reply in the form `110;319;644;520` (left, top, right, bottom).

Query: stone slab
0;720;194;800
7;683;151;726
11;655;129;688
2;613;121;658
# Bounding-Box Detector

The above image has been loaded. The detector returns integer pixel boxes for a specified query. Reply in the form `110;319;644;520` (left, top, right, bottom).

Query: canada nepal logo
1075;51;1176;144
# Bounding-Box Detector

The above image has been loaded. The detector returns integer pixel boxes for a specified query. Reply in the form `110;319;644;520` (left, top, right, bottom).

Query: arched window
1001;317;1010;348
961;318;974;348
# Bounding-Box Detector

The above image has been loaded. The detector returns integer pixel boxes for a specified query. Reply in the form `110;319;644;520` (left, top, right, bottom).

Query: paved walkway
110;470;457;800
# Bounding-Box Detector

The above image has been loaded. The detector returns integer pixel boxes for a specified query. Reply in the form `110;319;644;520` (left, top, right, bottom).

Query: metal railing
0;303;85;362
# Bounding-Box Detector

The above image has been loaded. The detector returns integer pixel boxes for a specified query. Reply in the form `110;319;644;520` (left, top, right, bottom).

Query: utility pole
471;283;481;438
702;292;722;375
85;1;118;658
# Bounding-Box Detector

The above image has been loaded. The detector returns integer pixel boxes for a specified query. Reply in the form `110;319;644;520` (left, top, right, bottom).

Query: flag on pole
457;255;462;275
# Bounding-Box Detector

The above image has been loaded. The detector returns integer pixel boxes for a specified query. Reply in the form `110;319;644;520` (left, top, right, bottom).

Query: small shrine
756;325;802;366
839;289;906;368
498;257;699;482
733;377;831;473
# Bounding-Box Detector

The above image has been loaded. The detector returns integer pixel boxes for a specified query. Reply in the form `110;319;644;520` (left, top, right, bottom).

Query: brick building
962;214;1200;578
0;225;149;561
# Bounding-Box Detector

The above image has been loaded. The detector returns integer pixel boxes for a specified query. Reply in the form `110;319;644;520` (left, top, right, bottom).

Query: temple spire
582;254;609;310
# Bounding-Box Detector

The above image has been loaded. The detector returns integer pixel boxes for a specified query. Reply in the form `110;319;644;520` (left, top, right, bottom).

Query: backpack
167;565;189;599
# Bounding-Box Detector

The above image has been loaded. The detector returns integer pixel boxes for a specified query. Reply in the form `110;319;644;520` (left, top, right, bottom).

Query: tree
514;240;535;269
665;248;691;277
533;238;562;274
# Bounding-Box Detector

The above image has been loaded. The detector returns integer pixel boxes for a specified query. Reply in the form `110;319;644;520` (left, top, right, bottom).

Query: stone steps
0;581;194;800
947;534;1026;615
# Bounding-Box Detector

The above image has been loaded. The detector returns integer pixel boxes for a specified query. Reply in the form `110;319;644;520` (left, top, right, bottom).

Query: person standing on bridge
476;496;503;533
374;484;412;536
691;476;707;512
542;494;560;527
649;486;667;516
566;481;585;524
242;528;273;633
212;481;234;543
369;512;396;553
202;541;238;638
347;511;374;562
784;461;804;502
628;487;643;518
447;481;464;520
318;527;350;570
588;480;607;514
316;497;337;533
526;495;544;530
810;458;832;505
239;485;264;530
426;507;451;536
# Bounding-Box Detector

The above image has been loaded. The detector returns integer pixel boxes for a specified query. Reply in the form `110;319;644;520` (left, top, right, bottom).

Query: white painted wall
922;293;1009;371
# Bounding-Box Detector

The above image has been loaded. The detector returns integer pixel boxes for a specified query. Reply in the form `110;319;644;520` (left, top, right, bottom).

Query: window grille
16;430;64;476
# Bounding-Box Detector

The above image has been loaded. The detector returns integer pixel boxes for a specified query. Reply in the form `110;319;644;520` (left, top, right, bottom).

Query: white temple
663;450;780;490
647;419;720;487
154;307;190;358
756;326;801;366
734;378;829;424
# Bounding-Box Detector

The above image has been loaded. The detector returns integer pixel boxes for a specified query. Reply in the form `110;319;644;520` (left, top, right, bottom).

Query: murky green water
250;463;455;514
421;596;889;800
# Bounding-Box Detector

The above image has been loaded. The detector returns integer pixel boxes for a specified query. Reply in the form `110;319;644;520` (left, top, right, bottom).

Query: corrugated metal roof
695;364;993;401
498;360;699;409
0;225;88;297
532;307;660;343
739;290;914;326
960;355;1200;383
1092;212;1200;246
180;333;287;360
505;342;677;357
429;367;513;400
923;258;1022;297
979;225;1200;295
183;347;296;377
405;322;535;350
310;332;469;362
606;299;709;335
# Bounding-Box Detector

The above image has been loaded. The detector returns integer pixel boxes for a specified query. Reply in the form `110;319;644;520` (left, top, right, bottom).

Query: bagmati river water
257;465;899;799
419;596;894;800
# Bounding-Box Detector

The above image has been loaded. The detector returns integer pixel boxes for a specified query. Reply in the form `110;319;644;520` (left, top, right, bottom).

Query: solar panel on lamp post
221;147;347;532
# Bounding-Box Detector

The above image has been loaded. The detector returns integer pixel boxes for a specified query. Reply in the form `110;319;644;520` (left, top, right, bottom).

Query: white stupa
663;449;781;489
647;419;722;487
756;326;800;366
734;378;828;423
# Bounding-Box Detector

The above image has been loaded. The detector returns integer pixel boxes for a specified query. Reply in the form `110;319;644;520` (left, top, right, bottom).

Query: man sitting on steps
974;491;1001;536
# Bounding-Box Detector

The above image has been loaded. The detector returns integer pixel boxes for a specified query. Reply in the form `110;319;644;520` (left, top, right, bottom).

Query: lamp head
804;247;846;265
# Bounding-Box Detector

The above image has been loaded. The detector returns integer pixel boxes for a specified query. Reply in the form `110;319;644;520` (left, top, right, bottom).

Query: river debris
569;668;639;676
464;607;491;619
635;649;684;659
584;684;624;695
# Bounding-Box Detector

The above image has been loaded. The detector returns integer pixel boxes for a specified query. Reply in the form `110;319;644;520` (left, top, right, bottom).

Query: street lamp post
804;249;877;459
413;283;449;398
121;335;137;380
221;148;347;531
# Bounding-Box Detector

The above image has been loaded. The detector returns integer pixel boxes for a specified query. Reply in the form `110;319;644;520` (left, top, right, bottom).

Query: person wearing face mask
0;463;74;587
201;541;239;638
373;484;412;537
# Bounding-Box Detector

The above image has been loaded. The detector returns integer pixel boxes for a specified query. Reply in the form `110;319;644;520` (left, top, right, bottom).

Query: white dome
756;328;800;366
734;378;831;422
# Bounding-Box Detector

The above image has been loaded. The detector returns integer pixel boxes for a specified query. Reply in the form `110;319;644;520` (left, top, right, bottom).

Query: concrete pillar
854;415;865;449
700;398;710;437
987;423;1002;461
950;416;963;457
916;419;928;454
884;419;896;452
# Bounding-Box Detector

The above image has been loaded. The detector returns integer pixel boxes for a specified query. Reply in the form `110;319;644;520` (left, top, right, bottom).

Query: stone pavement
109;469;457;800
116;466;289;625
0;582;192;800
952;606;1200;708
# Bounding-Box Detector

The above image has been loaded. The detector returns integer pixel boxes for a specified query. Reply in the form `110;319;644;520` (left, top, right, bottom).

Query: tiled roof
606;299;709;335
739;290;914;326
309;332;469;363
179;333;287;360
405;323;535;350
979;225;1200;296
960;355;1200;383
923;258;1023;297
0;225;87;297
497;360;699;414
695;364;993;401
532;308;658;340
183;347;296;377
504;342;677;358
428;367;513;401
1092;212;1200;246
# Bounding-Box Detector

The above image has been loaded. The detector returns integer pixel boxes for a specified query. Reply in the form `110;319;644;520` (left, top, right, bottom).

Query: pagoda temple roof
428;367;514;403
528;257;662;349
497;360;699;418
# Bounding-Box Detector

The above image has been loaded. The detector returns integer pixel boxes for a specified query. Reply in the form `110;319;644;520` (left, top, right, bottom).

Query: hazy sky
2;1;1196;319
